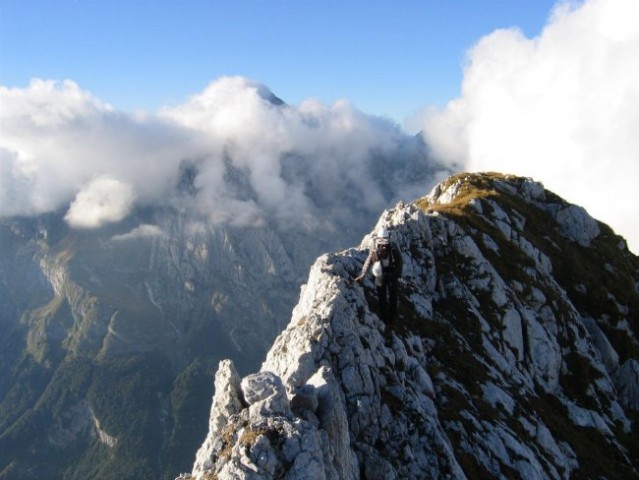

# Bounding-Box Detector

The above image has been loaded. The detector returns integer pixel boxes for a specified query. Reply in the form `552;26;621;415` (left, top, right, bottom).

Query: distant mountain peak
256;84;286;107
181;172;639;480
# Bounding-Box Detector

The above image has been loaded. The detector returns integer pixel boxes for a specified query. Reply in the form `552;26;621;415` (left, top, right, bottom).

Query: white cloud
65;176;136;228
421;0;639;253
110;224;166;242
1;76;437;230
0;79;197;221
160;77;410;220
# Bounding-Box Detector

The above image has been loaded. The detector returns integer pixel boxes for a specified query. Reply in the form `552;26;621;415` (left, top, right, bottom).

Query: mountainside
0;131;439;479
181;172;639;480
0;212;294;479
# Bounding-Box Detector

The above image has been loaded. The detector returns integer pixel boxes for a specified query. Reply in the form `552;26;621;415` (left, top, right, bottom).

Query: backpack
375;240;397;273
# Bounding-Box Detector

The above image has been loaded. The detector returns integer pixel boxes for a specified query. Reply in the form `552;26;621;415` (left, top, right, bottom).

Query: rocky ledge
177;172;639;480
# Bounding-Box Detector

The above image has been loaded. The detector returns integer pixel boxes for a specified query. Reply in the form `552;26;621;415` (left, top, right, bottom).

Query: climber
354;227;403;323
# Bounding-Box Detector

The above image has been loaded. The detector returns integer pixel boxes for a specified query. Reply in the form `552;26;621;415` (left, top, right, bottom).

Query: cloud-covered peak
160;76;284;132
1;76;437;230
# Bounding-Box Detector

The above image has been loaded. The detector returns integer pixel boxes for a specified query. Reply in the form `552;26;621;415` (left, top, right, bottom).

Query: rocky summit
180;172;639;480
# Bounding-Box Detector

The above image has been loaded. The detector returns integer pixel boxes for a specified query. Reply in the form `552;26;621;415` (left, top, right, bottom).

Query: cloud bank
421;0;639;252
1;77;437;230
0;79;197;221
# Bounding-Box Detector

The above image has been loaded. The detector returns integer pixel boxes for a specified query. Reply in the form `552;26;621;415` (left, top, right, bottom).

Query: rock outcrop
182;172;639;480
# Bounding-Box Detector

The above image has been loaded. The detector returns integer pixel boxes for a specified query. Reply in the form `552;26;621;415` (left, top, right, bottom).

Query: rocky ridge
181;172;639;480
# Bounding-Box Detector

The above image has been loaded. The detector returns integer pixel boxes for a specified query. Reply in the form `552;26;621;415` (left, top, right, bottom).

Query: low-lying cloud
0;79;198;220
1;77;437;231
65;176;136;228
421;0;639;252
110;224;166;242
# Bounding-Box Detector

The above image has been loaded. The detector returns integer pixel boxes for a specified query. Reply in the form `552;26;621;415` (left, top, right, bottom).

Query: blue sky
1;0;557;122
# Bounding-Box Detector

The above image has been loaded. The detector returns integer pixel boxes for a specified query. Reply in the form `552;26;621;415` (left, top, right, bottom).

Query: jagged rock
305;366;356;480
552;204;600;247
193;360;244;476
583;316;620;373
615;359;639;411
241;371;290;417
184;173;639;480
209;409;328;480
290;384;318;417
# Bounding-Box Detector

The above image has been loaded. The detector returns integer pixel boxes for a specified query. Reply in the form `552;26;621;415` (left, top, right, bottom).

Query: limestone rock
184;173;639;480
192;359;244;476
241;371;290;417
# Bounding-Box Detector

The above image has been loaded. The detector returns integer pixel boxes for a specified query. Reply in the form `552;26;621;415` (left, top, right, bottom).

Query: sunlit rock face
185;173;639;480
